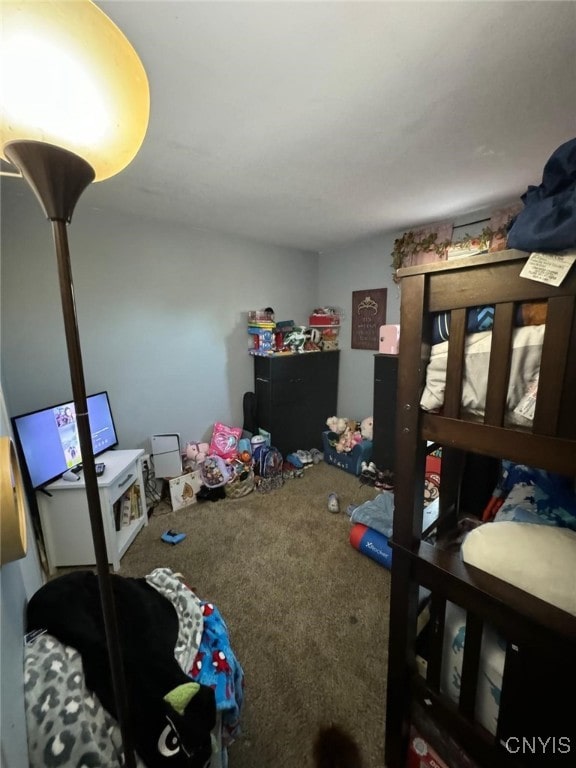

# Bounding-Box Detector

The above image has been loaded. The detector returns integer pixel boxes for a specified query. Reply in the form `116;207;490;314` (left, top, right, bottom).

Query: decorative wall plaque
351;288;387;350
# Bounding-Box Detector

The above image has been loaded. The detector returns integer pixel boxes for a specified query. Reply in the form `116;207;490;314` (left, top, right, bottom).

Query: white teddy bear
360;416;374;441
326;416;348;435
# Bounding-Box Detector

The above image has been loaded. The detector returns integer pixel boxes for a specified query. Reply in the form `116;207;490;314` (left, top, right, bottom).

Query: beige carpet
116;461;391;767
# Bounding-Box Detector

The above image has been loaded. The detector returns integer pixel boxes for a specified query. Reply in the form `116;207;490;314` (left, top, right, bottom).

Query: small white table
36;449;148;573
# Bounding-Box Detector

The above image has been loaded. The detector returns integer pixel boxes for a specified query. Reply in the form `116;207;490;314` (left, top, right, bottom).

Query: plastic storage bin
322;431;373;475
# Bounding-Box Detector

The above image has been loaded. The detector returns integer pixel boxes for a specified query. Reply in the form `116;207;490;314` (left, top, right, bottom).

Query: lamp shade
0;0;150;181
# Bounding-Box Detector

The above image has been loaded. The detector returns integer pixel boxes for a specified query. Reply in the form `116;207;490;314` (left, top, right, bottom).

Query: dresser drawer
107;462;138;505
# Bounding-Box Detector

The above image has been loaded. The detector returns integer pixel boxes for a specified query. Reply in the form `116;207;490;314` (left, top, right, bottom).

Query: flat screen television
11;391;118;490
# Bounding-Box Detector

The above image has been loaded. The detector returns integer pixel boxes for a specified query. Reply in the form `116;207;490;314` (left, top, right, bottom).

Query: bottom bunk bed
384;250;576;768
412;460;576;747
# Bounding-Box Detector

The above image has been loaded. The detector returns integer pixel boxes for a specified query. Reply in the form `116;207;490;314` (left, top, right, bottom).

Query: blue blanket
349;493;440;538
494;461;576;530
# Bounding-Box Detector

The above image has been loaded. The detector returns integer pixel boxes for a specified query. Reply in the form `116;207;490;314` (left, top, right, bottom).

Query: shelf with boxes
113;481;143;532
247;306;341;355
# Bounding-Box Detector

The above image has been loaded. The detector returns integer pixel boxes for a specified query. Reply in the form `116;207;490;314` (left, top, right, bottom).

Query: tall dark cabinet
254;351;340;457
372;354;398;472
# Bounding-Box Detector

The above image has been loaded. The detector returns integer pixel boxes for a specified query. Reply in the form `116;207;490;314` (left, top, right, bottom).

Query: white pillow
461;521;576;616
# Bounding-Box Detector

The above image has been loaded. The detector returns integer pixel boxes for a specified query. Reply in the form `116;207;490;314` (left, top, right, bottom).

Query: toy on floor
350;523;393;568
185;441;209;466
161;530;187;545
328;492;340;513
201;455;232;487
335;420;360;453
326;416;372;453
326;416;348;435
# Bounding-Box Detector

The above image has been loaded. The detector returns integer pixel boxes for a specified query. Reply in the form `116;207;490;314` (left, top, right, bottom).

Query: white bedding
420;325;545;427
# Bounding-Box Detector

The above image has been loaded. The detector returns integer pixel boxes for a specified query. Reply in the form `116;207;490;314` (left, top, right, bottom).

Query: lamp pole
5;141;137;768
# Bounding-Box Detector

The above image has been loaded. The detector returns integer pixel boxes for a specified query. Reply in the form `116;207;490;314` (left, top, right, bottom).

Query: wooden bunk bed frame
385;249;576;768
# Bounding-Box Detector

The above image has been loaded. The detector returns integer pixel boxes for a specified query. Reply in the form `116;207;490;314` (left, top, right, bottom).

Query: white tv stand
36;449;148;574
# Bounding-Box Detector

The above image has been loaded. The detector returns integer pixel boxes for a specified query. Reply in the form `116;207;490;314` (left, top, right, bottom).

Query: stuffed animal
335;419;358;453
326;416;348;435
360;416;374;441
185;441;209;465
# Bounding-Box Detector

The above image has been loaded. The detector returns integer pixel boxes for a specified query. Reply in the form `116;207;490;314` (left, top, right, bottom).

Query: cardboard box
309;313;340;326
169;470;202;511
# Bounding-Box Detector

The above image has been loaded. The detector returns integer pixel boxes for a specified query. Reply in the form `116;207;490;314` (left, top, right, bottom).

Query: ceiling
83;1;576;253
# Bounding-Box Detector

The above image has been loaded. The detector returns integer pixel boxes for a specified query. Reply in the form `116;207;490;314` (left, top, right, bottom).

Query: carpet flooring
104;461;391;766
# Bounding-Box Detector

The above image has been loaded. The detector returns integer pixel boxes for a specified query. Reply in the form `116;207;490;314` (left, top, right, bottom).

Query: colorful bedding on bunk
491;461;576;530
431;301;547;345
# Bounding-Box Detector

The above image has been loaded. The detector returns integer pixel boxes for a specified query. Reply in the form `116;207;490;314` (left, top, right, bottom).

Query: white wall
2;175;508;446
2;176;503;454
0;384;44;768
318;232;401;421
1;179;318;451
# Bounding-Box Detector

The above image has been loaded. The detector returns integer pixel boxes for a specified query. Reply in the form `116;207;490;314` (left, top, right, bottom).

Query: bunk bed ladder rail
386;253;576;768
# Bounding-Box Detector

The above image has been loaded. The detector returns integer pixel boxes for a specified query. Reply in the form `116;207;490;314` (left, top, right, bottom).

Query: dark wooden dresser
253;351;340;457
372;353;398;472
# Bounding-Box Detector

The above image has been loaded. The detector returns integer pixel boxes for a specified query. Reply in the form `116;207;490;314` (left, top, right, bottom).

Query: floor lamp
1;3;150;766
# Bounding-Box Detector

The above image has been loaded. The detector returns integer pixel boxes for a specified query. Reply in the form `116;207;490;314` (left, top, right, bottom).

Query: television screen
11;391;118;490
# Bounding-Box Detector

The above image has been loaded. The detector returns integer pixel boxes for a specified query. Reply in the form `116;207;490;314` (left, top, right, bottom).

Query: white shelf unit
36;449;148;573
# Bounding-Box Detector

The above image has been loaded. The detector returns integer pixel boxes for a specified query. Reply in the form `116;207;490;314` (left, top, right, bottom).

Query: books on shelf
121;492;132;528
114;483;143;531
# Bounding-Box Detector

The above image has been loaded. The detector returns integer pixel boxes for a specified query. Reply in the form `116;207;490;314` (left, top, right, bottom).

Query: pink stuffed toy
335;420;357;453
185;441;209;465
